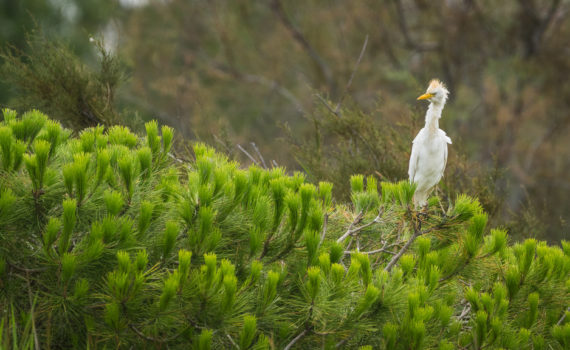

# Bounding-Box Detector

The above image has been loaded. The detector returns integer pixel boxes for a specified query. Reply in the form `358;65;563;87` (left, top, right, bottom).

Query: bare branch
337;208;383;243
335;35;369;113
271;0;334;92
130;324;160;343
6;260;49;273
336;337;349;348
384;230;421;272
557;307;570;326
337;211;364;243
384;217;437;272
534;0;562;53
318;212;329;250
284;329;308;350
393;0;440;52
457;303;472;322
240;72;306;114
438;258;470;283
316;93;341;118
237;144;259;166
250;142;268;169
130;323;190;343
207;59;305;114
355;242;399;255
226;332;239;349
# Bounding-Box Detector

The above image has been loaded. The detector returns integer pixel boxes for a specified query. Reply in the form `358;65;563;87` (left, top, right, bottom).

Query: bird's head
417;79;449;105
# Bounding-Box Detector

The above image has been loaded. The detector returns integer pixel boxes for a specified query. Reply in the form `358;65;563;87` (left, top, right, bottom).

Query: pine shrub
0;109;568;349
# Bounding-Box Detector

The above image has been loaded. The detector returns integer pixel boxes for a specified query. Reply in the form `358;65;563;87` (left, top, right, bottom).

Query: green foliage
0;112;568;349
1;33;126;129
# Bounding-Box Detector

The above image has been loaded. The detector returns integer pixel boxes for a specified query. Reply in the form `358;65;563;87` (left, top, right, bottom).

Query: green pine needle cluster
0;109;568;349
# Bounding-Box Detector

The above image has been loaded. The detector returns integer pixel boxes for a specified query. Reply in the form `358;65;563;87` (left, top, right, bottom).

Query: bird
408;79;452;208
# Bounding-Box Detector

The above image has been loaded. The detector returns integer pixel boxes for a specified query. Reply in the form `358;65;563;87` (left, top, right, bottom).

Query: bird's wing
439;130;452;178
442;143;448;178
439;130;452;144
408;145;418;182
408;131;423;182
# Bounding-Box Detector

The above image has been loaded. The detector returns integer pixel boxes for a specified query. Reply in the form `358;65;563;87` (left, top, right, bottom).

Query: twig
284;329;308;350
130;324;159;343
384;218;433;272
317;212;329;251
241;72;306;114
335;35;369;114
316;93;341;118
6;260;49;273
270;0;334;91
337;208;383;243
336;337;349;348
213;134;233;155
384;230;422;272
337;211;364;243
393;0;439;52
167;152;185;164
345;236;354;253
25;272;40;350
457;303;472;323
237;144;259;166
207;59;305;114
355;242;399;255
250;142;268;169
130;323;190;343
168;152;192;171
438;258;470;283
226;332;239;348
557;307;570;326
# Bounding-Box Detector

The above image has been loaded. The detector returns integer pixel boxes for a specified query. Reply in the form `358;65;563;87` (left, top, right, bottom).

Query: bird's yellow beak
417;93;434;100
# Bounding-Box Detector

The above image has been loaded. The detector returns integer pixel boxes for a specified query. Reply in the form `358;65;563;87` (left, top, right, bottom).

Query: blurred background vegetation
1;0;568;242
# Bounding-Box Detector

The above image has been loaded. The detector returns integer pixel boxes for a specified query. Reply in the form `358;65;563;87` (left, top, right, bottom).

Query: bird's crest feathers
428;79;447;92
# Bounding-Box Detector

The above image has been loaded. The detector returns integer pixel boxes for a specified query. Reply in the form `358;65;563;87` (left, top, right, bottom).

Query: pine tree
0;109;568;349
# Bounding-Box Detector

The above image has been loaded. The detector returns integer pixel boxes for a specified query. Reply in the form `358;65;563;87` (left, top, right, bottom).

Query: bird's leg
419;203;429;218
435;187;446;213
411;205;429;227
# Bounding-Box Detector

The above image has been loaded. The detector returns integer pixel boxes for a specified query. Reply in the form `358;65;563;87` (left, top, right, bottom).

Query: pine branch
354;241;399;255
337;208;383;243
335;34;369;114
25;271;40;350
6;260;49;273
129;324;190;343
384;216;441;272
317;212;329;251
226;332;239;348
439;257;471;283
557;306;570;326
129;324;159;343
384;227;421;272
283;329;308;350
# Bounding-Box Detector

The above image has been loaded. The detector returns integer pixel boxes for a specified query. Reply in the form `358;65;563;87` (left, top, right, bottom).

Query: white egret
408;79;452;208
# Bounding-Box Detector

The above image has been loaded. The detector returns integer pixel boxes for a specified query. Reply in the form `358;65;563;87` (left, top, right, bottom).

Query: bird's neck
425;102;444;132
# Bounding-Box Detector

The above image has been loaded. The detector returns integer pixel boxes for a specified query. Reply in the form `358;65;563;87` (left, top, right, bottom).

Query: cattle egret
408;79;452;207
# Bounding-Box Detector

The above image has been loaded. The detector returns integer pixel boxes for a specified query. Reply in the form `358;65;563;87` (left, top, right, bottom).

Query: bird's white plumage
409;79;452;207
